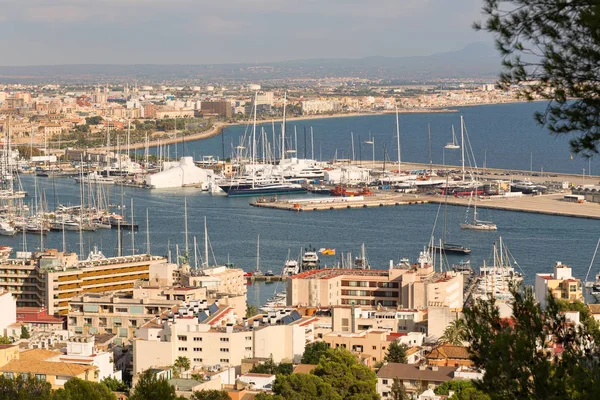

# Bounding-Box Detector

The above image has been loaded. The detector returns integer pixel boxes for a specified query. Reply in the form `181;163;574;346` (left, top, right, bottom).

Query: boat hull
461;223;497;231
227;186;307;197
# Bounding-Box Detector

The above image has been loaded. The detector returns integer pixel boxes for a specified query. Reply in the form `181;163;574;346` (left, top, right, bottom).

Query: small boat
0;246;12;259
75;172;116;185
301;246;320;271
430;242;472;255
265;270;274;277
0;221;16;236
24;224;50;234
226;183;307;197
445;125;460;149
452;260;473;274
461;205;497;231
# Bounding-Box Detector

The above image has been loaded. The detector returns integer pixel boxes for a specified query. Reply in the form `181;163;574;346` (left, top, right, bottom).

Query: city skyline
0;0;490;66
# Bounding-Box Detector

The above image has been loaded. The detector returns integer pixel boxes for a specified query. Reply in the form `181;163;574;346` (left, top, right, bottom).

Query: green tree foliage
271;373;341;400
0;373;53;400
173;356;191;378
389;378;408;400
246;304;259;318
19;326;30;340
189;389;230;400
464;285;600;399
0;336;12;344
128;370;182;400
439;318;467;346
100;377;128;392
301;341;329;364
249;357;293;375
52;378;116;400
312;349;379;400
15;145;42;159
474;0;600;155
435;381;490;399
85;116;103;125
384;341;407;364
268;348;379;400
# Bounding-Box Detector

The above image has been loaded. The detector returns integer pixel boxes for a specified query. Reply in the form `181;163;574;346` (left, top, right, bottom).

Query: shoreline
93;108;459;151
84;100;541;152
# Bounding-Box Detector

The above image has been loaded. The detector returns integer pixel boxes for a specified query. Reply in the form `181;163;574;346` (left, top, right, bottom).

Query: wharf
246;275;284;282
252;192;600;220
423;193;600;220
250;194;428;212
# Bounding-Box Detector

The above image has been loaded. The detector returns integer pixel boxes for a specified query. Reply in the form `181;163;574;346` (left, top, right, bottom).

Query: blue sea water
160;102;598;175
6;102;600;306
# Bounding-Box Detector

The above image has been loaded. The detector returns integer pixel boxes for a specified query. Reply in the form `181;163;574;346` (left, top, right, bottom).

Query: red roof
16;307;64;324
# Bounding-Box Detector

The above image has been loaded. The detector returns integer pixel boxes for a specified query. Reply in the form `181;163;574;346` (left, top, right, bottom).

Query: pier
251;192;600;220
246;275;285;282
250;194;428;212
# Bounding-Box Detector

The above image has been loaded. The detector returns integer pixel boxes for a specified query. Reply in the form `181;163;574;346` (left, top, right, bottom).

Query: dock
246;275;285;282
251;192;600;220
250;194;428;212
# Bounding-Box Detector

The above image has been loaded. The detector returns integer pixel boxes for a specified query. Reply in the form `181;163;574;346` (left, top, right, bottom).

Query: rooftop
427;345;470;360
377;363;457;381
0;359;96;377
291;268;391;280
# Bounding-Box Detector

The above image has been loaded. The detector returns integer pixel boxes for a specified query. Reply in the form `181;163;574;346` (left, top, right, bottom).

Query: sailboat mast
396;107;401;172
194;236;198;268
146;208;150;255
184;198;189;256
351;132;355;162
256;234;260;273
204;216;209;268
311;127;314;160
281;92;286;160
461;115;465;181
130;198;135;255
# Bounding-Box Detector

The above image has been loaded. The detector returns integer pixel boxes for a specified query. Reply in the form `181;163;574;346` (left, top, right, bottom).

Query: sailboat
254;234;264;276
461;192;497;230
476;237;524;299
430;177;472;255
225;92;307;197
445;125;460;149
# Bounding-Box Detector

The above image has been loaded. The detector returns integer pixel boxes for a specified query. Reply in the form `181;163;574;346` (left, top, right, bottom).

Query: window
373;346;377;350
178;347;188;352
35;374;46;381
116;307;128;313
220;337;229;342
178;336;188;341
193;348;202;352
245;347;252;351
4;372;13;379
382;379;388;385
193;358;202;362
193;337;202;342
220;359;229;363
246;336;252;341
220;348;229;352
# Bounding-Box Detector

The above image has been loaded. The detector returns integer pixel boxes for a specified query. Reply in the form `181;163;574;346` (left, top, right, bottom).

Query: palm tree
174;356;191;378
439;318;467;346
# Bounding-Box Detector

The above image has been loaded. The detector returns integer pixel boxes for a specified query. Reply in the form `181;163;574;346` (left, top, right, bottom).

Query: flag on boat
320;248;336;255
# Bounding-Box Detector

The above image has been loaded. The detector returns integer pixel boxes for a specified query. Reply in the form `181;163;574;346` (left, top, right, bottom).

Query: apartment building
133;305;316;374
535;261;583;309
377;363;457;398
301;99;342;115
0;348;98;389
200;101;232;118
323;329;393;365
287;259;463;311
0;250;169;315
66;286;204;341
181;265;247;297
330;305;427;334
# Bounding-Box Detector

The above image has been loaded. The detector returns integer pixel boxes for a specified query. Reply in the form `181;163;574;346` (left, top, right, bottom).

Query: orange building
426;344;473;367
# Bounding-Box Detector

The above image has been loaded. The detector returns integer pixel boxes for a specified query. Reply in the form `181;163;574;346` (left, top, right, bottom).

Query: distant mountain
0;43;502;83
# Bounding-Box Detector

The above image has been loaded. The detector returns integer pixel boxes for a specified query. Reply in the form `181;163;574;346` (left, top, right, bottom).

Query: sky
0;0;490;65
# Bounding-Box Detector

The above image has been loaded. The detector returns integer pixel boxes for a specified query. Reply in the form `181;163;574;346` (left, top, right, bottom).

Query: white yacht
0;220;16;236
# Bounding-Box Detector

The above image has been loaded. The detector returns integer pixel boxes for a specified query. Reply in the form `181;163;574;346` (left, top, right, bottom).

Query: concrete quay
424;193;600;220
250;194;428;211
251;192;600;220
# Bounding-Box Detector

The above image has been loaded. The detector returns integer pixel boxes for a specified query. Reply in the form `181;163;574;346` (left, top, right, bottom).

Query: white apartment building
133;305;316;374
301;100;342;115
